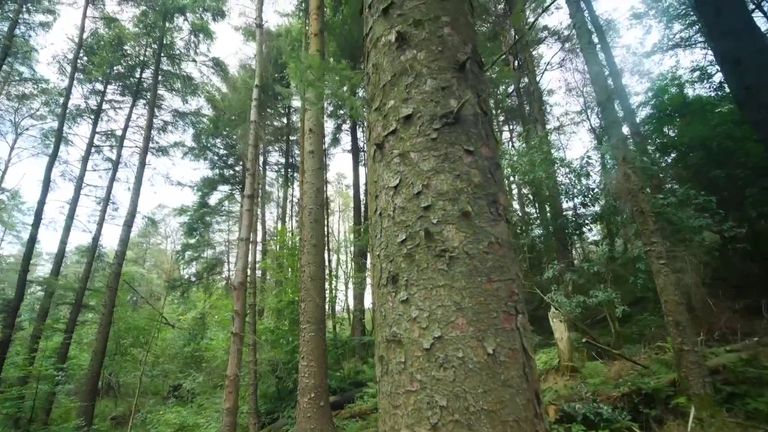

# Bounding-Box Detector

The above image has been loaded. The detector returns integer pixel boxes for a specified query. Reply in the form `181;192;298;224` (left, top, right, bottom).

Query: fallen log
582;338;649;369
334;404;377;420
259;418;287;432
330;388;363;411
259;387;366;432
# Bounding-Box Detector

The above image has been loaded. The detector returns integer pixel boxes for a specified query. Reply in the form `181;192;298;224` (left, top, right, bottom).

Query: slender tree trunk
78;21;167;430
364;1;547;430
0;133;20;191
126;295;167;432
0;0;24;76
0;0;89;379
692;0;768;148
280;104;292;231
223;1;264;429
566;0;714;408
248;123;269;432
324;150;336;338
296;0;333;429
512;4;572;268
247;191;260;432
581;0;649;158
19;79;111;394
507;0;576;371
350;117;366;339
258;149;268;298
331;196;342;338
38;63;145;428
363;169;372;335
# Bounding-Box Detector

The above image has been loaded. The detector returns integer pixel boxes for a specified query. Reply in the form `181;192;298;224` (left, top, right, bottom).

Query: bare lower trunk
364;1;547;430
78;22;166;430
296;0;333;429
280;104;292;230
324;151;336;337
0;133;20;191
692;0;768;148
19;79;110;395
350;117;366;339
566;0;713;408
0;0;89;379
38;63;145;428
247;197;260;432
248;138;269;432
223;1;264;430
507;0;575;370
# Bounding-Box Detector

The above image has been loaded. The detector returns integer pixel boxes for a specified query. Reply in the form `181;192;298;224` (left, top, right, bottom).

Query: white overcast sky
6;1;640;259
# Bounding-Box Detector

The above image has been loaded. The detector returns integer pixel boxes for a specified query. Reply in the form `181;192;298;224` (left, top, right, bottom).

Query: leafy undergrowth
335;384;378;432
336;339;768;431
536;339;768;431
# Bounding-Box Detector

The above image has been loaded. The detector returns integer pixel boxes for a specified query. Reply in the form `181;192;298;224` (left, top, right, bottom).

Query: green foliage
553;400;638;432
536;346;561;373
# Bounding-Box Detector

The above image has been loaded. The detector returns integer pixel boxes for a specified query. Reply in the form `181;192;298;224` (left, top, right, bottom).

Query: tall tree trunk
280;103;292;231
0;0;24;76
324;150;337;338
566;0;714;409
248;130;269;432
247;181;260;432
692;0;768;148
259;151;269;300
78;21;167;430
223;1;264;429
38;63;145;428
18;79;111;393
350;117;366;339
364;1;547;430
0;133;20;191
581;0;649;158
507;0;575;371
331;195;342;338
0;0;89;379
296;0;333;429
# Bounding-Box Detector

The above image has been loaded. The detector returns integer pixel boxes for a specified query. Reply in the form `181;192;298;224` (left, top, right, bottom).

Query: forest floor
334;330;768;431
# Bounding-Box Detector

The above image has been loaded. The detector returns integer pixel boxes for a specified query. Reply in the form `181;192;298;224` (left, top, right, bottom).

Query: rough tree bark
0;0;89;379
692;0;768;148
78;20;167;430
38;63;146;428
350;117;367;339
364;0;547;430
566;0;714;409
295;0;333;429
